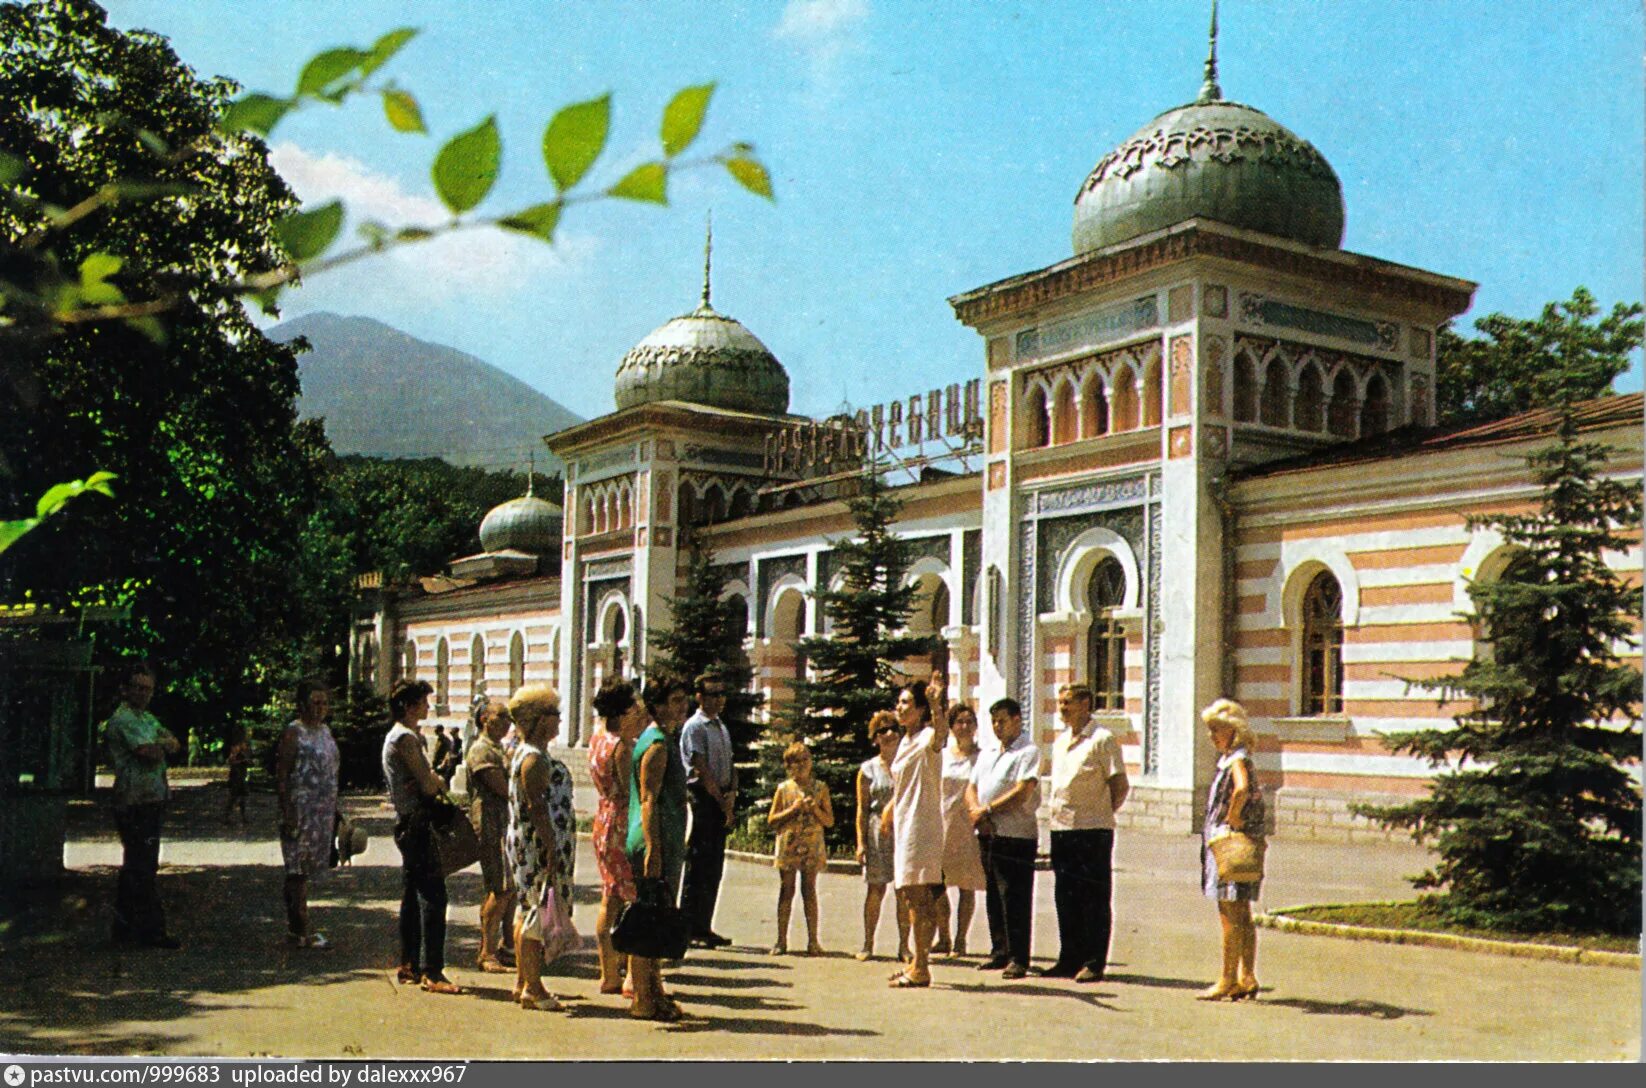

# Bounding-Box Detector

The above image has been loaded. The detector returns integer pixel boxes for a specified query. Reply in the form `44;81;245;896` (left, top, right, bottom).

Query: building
353;23;1642;838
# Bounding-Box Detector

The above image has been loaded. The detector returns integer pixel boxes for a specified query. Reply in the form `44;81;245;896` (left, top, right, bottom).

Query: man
678;672;736;947
1040;682;1129;983
104;662;182;949
965;696;1041;980
466;698;516;972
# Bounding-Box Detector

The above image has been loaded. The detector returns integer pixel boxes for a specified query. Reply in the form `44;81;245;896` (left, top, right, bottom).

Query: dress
938;747;986;891
508;742;576;937
858;757;895;885
771;779;830;875
587;729;637;902
890;726;945;889
1201;746;1266;901
626;723;688;896
279;721;340;878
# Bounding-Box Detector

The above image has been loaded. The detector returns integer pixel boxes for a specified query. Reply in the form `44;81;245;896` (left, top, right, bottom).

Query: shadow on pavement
1262;996;1433;1020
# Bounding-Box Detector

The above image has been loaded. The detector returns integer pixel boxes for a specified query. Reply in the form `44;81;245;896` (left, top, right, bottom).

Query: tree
1436;288;1643;427
1354;411;1643;934
774;468;941;851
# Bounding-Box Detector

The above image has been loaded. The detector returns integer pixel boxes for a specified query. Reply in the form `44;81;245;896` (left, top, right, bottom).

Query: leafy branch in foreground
0;472;115;556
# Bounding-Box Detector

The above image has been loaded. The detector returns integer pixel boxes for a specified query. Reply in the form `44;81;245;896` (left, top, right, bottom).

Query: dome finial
1198;0;1223;104
525;449;535;497
700;210;713;310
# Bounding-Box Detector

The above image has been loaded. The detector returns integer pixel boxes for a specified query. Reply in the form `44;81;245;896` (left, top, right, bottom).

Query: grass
1279;901;1641;954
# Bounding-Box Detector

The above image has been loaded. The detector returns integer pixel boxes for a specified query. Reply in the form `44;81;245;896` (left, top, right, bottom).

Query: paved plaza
0;783;1637;1061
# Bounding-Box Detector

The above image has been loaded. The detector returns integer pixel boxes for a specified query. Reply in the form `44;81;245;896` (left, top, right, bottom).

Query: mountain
269;312;584;471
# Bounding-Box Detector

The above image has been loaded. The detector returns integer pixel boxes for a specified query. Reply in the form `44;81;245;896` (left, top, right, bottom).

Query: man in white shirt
1040;682;1129;983
965;696;1041;979
679;673;736;947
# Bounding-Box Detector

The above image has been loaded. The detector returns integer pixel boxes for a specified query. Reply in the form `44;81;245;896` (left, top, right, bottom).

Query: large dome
613;300;790;415
479;493;562;555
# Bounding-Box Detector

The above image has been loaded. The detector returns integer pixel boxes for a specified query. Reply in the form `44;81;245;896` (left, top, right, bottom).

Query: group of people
103;658;1268;1010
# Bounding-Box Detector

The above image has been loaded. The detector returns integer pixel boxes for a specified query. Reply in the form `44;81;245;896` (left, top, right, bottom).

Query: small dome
614;301;790;415
1073;97;1344;255
479;494;562;556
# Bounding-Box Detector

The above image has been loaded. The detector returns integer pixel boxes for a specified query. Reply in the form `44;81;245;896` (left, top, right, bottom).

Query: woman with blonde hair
505;684;575;1011
854;712;905;962
1196;697;1265;1001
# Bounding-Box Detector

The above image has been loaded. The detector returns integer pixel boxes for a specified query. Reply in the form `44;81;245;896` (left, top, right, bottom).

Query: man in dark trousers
678;673;735;948
105;661;183;949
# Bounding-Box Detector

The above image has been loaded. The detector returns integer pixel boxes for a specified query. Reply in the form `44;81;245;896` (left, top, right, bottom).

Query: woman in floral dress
277;677;340;949
588;678;645;993
1196;698;1267;1002
505;684;573;1011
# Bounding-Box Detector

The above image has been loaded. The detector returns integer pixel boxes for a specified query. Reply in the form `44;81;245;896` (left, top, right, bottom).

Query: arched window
1110;364;1138;431
1293;364;1324;432
1260;358;1289;427
435;638;450;713
1023;385;1050;448
724;594;751;674
358;634;376;689
702;483;727;525
678;482;698;528
1052;381;1078;444
727;487;753;520
581;493;595;535
1301;572;1344;715
929;579;951;632
610;606;627;680
1233;352;1259;422
1142;355;1162;427
470;633;486;701
508;631;525;695
1081;375;1108;438
616;484;632;530
774;590;807;683
1086;558;1127;711
1361;373;1390;437
402;638;417;682
1327;370;1359;437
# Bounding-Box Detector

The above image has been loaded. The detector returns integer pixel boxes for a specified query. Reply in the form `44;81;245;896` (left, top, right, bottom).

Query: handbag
425;796;482;877
610;877;690;960
1208;829;1266;883
538;886;580;964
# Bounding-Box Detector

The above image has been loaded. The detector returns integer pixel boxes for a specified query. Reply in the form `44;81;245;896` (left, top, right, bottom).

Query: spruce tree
772;466;941;851
1355;410;1643;934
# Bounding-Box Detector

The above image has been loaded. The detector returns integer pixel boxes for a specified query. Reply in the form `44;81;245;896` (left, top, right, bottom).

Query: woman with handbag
589;677;645;994
1197;698;1266;1002
624;674;693;1022
276;677;340;949
505;684;575;1012
382;679;462;995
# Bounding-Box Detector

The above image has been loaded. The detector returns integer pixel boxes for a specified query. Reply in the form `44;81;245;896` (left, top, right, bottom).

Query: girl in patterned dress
854;714;906;961
1196;698;1267;1002
276;677;339;949
505;684;569;1012
767;741;834;955
589;681;646;994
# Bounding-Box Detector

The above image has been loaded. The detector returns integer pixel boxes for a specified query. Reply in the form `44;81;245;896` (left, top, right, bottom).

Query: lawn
1279;901;1641;954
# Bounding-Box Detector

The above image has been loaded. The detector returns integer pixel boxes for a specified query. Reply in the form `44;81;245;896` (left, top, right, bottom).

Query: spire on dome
1197;0;1222;104
699;211;714;311
526;449;535;497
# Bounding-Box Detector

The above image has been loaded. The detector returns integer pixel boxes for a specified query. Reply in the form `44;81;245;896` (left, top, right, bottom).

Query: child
767;741;834;955
223;725;251;826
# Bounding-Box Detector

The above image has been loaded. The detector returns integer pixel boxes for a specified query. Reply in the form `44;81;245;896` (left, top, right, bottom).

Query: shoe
953;937;968;957
976;956;1010;971
476;955;511;973
853;950;873;962
396;964;420;985
888;972;931;988
700;931;732;948
768;945;787;956
420;974;462;995
496;947;516;966
1034;962;1078;979
1001;962;1028;980
1231;981;1261;1001
1196;983;1238;1001
143;934;183;951
1073;966;1103;984
930;937;952;955
519;991;562;1012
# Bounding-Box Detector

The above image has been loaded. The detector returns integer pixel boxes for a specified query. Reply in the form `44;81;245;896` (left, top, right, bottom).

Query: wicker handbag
1208;829;1266;883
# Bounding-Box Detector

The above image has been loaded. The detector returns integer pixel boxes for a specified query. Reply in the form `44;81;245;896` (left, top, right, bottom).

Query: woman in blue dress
1197;698;1266;1001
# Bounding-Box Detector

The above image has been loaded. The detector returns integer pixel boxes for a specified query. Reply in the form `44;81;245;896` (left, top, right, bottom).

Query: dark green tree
774;467;941;850
1355;411;1643;934
0;0;319;733
1436;288;1643;427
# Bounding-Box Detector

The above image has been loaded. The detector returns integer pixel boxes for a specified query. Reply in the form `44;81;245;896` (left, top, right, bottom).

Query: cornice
545;401;803;457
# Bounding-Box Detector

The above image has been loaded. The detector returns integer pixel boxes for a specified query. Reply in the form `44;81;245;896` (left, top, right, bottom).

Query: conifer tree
771;466;941;851
1355;410;1643;934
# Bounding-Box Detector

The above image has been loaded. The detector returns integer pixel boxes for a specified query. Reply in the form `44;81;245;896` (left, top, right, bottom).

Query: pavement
0;783;1638;1061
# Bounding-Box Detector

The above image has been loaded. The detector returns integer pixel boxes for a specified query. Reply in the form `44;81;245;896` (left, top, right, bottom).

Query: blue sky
105;0;1644;460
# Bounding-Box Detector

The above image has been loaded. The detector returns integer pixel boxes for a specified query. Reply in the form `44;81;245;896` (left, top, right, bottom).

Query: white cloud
773;0;869;96
266;142;594;311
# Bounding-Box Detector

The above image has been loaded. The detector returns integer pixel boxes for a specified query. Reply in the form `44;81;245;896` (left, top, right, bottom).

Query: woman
382;679;461;994
1196;697;1266;1002
854;713;905;962
589;677;646;994
626;674;692;1021
223;723;250;827
884;681;948;988
506;684;574;1011
276;677;340;949
931;702;985;957
466;698;516;973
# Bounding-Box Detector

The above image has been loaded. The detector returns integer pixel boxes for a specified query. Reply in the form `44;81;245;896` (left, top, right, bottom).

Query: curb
725;847;861;875
1256;903;1641;969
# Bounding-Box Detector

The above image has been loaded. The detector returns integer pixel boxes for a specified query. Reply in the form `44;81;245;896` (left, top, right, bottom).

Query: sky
104;0;1645;465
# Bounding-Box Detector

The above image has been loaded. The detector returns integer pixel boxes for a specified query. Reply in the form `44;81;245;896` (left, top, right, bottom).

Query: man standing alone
1040;682;1128;982
679;673;735;948
105;662;182;949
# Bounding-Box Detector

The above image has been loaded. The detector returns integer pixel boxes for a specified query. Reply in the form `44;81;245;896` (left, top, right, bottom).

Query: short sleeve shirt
105;704;169;809
970;732;1042;841
1047;719;1127;831
679;711;733;791
465;733;509;835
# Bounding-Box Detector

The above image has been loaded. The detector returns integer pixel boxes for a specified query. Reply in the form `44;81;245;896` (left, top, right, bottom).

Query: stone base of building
1103;784;1416;843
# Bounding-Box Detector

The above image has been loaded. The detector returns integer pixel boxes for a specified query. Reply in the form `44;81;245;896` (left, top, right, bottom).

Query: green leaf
431;116;501;214
608;162;668;204
250;287;283;315
0;519;39;554
78;253;123;286
79;281;125;306
276;200;345;261
296;48;366;98
394;226;435;241
361;28;418;76
381;89;426;134
134;128;170;158
724;155;774;200
0;150;24;185
661;83;715;157
498;201;562;242
35;483;79;519
541;95;610;191
126;316;167;343
221;93;293;136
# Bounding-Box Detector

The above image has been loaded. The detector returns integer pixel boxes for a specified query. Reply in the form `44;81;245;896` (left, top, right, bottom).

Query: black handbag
611;877;690;960
424;794;481;877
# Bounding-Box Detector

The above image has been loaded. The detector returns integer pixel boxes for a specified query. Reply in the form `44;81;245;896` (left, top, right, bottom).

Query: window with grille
1086;557;1127;711
1302;572;1344;714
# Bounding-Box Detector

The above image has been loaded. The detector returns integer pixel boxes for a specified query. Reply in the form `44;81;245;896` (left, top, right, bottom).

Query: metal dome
478;493;562;556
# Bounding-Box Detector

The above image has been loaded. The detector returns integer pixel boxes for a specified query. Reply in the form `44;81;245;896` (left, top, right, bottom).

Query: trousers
114;802;168;940
1050;828;1115;974
393;813;448;976
978;833;1036;967
679;783;729;936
